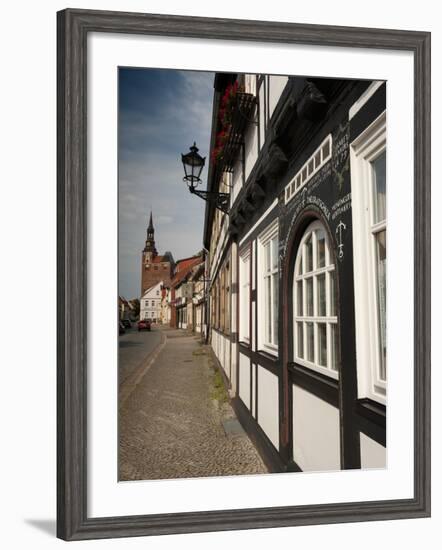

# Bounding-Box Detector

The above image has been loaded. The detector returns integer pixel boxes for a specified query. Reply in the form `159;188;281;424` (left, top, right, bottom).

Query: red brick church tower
141;211;174;295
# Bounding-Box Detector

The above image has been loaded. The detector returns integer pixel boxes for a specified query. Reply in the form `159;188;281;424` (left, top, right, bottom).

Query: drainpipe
202;246;210;345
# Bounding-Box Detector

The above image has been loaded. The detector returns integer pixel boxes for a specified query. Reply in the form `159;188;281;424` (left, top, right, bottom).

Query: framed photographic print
57;8;431;541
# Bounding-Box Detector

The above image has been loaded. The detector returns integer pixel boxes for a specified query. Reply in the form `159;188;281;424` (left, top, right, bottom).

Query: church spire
147;211;154;237
144;210;157;256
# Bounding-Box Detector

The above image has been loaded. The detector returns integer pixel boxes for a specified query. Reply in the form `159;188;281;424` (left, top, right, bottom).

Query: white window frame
244;73;257;96
285;135;333;204
293;220;339;380
257;220;279;355
239;245;251;344
350;111;387;405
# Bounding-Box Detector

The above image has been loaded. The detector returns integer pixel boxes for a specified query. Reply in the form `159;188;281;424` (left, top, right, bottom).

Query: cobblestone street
119;327;267;481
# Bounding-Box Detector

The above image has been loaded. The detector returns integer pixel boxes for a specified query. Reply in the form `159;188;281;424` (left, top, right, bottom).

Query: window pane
322;139;330;159
305;237;313;272
329;270;336;316
372;151;386;223
376;230;387;381
316;229;326;268
272;273;279;345
306;322;314;362
296;281;303;316
317;273;326;316
306;278;313;316
297;251;303;275
265;241;271;272
330;324;339;371
296;322;304;359
318;323;327;367
271;236;278;270
314;151;321;168
266;276;272;343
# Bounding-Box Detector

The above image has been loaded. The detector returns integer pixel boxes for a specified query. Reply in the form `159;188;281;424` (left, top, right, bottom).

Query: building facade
204;73;386;472
169;255;204;330
140;280;163;323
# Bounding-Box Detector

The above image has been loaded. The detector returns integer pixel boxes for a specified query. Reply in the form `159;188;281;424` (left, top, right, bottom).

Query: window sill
292;358;339;381
355;398;386;429
257;348;278;361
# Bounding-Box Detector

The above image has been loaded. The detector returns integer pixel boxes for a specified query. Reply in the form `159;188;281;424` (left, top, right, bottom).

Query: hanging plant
212;80;244;166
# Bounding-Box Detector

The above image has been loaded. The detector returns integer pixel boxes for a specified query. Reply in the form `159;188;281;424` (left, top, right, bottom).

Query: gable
141;280;163;299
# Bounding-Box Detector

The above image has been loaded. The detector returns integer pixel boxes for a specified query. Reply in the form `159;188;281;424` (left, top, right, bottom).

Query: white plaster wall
292;385;341;472
224;335;231;380
231;156;242;204
257;366;279;449
251;363;257;417
259;82;266;148
360;432;386;469
221;333;226;371
239;352;251;410
244;122;258;181
269;75;289;119
139;281;163;321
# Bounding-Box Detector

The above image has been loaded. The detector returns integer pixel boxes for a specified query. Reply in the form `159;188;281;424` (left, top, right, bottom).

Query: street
118;326;267;481
119;323;162;385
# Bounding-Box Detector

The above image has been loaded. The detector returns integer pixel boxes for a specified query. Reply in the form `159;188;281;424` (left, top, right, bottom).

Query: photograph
117;68;387;481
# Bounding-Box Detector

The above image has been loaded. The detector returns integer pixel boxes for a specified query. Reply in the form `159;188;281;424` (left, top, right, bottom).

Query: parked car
138;319;151;332
119;321;126;335
122;319;132;329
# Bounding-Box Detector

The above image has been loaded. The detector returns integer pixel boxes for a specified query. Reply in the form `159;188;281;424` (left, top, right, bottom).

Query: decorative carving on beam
296;80;328;122
251;179;266;200
262;143;288;179
235;210;246;224
243;196;255;213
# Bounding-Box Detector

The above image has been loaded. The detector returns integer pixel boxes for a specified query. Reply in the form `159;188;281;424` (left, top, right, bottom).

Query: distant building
118;296;131;321
169;255;204;329
141;211;175;295
187;259;206;335
128;298;140;320
140;281;163;323
160;286;171;325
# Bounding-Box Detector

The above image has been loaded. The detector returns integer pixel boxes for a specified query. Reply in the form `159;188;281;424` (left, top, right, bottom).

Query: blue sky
118;68;214;299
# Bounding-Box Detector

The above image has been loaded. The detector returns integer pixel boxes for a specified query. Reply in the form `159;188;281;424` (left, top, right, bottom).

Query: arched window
293;220;339;378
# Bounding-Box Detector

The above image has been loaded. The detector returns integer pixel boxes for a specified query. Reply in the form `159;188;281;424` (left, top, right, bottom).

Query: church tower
143;211;157;262
141;211;174;296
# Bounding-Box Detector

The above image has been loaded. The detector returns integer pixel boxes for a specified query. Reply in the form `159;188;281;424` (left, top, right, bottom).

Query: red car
137;319;151;332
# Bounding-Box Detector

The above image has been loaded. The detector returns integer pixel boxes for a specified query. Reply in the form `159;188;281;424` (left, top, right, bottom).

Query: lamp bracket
189;186;230;214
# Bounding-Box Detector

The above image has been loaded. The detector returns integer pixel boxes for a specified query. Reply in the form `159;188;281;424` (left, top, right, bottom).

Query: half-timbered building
204;73;386;472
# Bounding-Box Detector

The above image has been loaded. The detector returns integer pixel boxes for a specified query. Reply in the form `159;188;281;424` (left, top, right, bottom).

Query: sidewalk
119;327;267;481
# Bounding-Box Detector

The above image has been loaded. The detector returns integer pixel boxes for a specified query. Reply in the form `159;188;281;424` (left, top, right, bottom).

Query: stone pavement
119;327;268;481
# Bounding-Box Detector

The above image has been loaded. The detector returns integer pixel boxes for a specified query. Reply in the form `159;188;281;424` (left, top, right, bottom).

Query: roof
189;261;205;281
175;256;201;272
118;296;129;307
171;256;203;287
149;250;175;265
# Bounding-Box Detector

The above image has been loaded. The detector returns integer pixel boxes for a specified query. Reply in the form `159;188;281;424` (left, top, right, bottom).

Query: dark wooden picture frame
57;8;431;541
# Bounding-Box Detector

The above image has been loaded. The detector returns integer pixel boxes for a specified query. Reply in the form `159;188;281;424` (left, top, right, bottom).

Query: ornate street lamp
181;142;205;189
181;142;230;214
